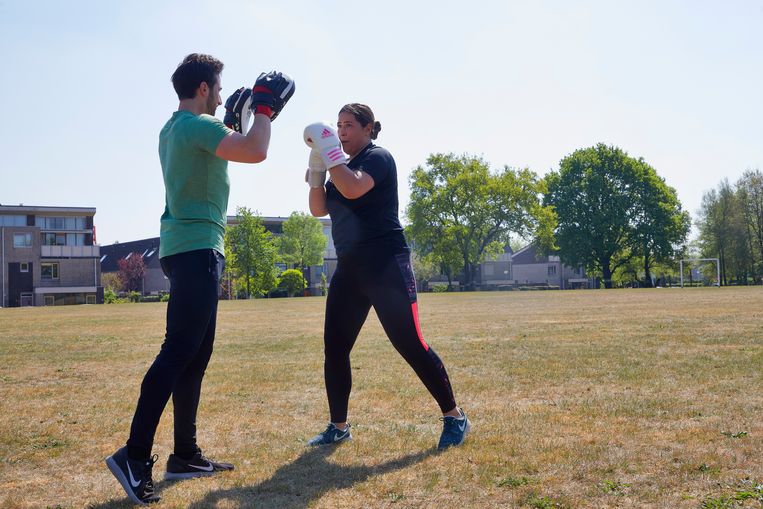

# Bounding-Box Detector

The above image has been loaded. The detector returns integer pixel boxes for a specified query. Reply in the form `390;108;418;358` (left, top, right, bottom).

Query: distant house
479;245;514;287
510;243;589;289
423;243;591;290
100;238;165;295
1;204;102;306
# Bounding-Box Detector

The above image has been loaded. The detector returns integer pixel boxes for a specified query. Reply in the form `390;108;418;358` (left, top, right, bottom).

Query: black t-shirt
325;142;408;257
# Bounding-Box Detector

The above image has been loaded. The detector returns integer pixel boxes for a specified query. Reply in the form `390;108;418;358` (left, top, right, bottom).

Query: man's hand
251;71;295;121
223;87;253;134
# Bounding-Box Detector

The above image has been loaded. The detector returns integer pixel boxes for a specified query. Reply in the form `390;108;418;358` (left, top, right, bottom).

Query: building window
20;263;29;272
548;265;557;276
0;215;26;226
13;233;32;248
86;295;96;305
41;262;59;280
35;216;87;230
42;232;83;246
44;295;55;306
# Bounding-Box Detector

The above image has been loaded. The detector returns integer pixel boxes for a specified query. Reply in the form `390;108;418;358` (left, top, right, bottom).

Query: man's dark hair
171;53;224;100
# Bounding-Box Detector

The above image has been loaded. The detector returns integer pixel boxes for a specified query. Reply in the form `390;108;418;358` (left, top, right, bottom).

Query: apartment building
0;205;102;307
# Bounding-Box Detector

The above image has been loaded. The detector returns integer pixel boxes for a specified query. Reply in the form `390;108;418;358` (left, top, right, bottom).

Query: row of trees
103;209;328;299
406;144;695;289
696;170;763;285
224;208;327;298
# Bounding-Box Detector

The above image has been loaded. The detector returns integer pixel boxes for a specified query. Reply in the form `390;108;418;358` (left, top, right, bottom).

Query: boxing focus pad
303;122;348;169
223;87;253;134
251;71;295;121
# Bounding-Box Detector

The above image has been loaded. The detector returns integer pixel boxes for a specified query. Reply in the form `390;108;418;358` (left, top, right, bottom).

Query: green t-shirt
158;110;231;258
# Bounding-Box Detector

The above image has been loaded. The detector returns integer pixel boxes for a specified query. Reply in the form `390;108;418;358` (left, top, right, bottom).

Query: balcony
41;245;100;258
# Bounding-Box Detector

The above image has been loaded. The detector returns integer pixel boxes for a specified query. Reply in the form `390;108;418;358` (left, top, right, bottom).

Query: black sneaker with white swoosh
164;449;235;480
105;447;160;505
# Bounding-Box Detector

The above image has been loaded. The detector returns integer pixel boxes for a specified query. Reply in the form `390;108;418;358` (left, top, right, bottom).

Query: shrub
278;269;307;297
104;287;119;304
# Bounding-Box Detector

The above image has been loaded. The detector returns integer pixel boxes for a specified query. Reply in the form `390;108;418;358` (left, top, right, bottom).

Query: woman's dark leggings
323;249;457;423
126;249;223;460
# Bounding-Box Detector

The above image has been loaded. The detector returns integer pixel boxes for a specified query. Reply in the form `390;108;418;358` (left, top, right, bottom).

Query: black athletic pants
126;249;223;460
323;249;457;423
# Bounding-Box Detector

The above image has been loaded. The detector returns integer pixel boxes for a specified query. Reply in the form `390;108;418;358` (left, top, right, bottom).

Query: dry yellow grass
0;287;761;508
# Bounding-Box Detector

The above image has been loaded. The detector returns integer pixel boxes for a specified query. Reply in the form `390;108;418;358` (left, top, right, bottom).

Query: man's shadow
187;445;437;509
89;445;437;509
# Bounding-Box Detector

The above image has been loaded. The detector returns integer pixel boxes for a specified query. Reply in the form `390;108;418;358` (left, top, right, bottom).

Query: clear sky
1;0;761;245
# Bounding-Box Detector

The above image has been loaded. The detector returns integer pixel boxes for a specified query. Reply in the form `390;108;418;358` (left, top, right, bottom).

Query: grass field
0;287;762;508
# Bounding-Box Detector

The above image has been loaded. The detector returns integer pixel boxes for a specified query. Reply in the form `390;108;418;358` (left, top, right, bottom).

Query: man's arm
216;72;294;163
215;114;271;163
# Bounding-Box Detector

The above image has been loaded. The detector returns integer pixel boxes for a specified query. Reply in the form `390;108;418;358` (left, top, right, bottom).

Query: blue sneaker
105;447;160;505
438;408;471;449
307;423;352;446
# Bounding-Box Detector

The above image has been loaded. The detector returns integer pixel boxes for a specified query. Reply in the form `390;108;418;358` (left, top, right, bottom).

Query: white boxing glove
303;122;348;169
306;148;327;188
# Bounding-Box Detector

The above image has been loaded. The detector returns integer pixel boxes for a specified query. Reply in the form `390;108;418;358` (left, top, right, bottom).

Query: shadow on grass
188;445;437;509
90;445;437;508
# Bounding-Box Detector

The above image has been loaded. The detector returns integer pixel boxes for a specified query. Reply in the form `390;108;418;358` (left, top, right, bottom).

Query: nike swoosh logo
188;463;214;472
333;430;349;442
457;420;467;433
126;462;141;488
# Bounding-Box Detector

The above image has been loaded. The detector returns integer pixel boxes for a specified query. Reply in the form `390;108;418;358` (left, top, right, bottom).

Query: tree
225;207;278;298
736;169;763;282
628;160;691;287
101;272;121;293
117;252;146;293
407;153;553;289
544;143;688;288
409;251;440;291
697;177;756;285
278;268;307;297
278;211;327;270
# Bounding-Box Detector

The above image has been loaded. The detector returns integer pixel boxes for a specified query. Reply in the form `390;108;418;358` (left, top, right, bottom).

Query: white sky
1;0;761;245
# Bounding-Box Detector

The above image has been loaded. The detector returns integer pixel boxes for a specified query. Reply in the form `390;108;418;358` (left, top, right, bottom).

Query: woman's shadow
187;445;437;509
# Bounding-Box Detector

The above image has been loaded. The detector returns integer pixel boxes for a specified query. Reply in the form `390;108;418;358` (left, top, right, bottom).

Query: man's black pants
126;249;223;460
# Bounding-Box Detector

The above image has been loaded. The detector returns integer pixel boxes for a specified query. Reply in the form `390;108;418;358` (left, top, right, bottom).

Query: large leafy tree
407;153;554;289
278;211;327;270
628;161;691;287
545;143;688;288
225;207;278;298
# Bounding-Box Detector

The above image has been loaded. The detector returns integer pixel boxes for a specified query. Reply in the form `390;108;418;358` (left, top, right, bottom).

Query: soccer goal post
678;258;721;287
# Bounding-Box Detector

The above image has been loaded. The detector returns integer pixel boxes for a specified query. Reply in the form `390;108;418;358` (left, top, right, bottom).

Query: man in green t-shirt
106;53;294;505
